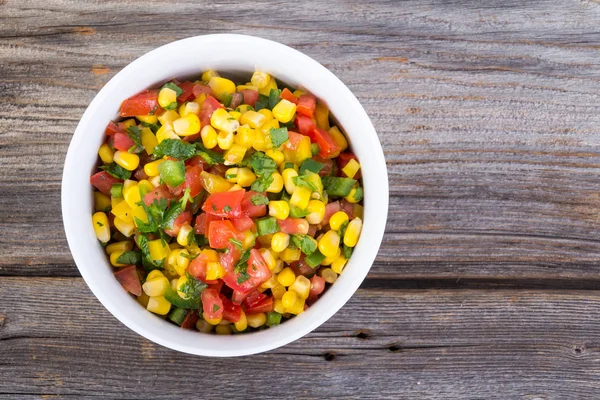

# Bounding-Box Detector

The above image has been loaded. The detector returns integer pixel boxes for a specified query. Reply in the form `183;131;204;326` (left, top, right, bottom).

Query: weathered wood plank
1;277;600;399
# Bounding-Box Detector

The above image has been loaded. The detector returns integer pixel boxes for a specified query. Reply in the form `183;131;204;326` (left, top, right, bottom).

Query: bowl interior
62;34;388;356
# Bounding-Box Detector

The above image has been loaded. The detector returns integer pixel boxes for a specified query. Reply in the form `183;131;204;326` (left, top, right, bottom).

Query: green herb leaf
141;121;161;133
251;174;274;192
299;159;325;174
250;194;270;206
100;163;131;180
246;151;277;192
96;221;104;227
195;143;224;165
289;205;309;218
338;220;349;238
293;174;319;192
254;94;270;111
161;202;184;231
217;92;233;107
116;250;142;265
291;234;318;255
177;272;207;304
223;205;232;213
234;250;251;274
236;270;251;284
269;127;288;148
137;234;165;272
228;238;244;251
153;139;196;160
126;126;144;153
268;88;282;110
161;82;184;97
213;304;220;313
163;102;178;110
343;244;353;259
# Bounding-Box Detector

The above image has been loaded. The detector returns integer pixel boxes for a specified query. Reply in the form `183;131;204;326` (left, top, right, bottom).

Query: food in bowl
90;69;364;334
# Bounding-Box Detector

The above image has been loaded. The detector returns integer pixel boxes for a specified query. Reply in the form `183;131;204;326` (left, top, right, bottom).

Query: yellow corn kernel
98;143;114;164
341;158;360;179
280;248;301;263
272;299;285;314
315;102;330;130
202;70;219;81
217;130;234;150
200;248;220;263
257;108;273;122
114;217;135;237
200;125;218;149
240;110;266;129
143;159;164;177
290;186;311;209
329;211;349;231
234;311;248;331
228;110;242;121
292;89;306;97
328;126;348;155
200;171;232;194
156;126;180;144
194;92;207;108
173;113;201;136
251;130;267;152
259;248;277;271
272;283;286;300
272;99;297;123
282;168;298;194
266;172;283;193
277;267;296;287
266;149;284;166
148;239;170;261
106;241;133;255
234;125;256;148
158;110;180;126
242;230;256;249
147;296;171;315
215;325;232;335
234;105;253;115
318;230;340;257
121;119;137;129
137;114;158;124
289;275;311;299
131;205;148;226
195;319;214;333
251;71;271;89
258;74;278;96
94;191;111;212
260;275;278;289
138;178;154;194
205;261;225;281
269;201;290;220
111;195;123;210
281;290;297;309
246;312;267;328
146;270;164;281
158;87;177;108
286;297;305;315
169;242;182;251
166;248;189;276
331;256;348;275
273;259;284;274
204;314;223;325
236;84;258;92
224;143;247;165
321;247;340;266
137;292;150;308
237;168;256;187
174;275;188;298
320;268;338;284
122;179;135;193
177;224;193;247
179;101;200;117
261;119;280;135
306;200;325;225
271;232;290;253
113;151;139;171
92;212;110;243
225;168;239;183
344;217;363;247
208;76;236;95
140;127;158;155
142;276;169;297
344;186;362;204
111;200;133;223
123;183;140;208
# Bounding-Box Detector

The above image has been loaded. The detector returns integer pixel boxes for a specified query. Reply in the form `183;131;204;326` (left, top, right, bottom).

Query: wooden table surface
3;0;600;398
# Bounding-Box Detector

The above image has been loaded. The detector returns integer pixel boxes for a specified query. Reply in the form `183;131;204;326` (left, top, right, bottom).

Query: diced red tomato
306;127;341;159
230;92;244;109
208;220;242;249
119;89;162;117
200;95;223;126
240;90;259;107
177;81;195;102
242;290;268;310
231;290;249;305
220;295;242;322
232;216;255;232
309;275;326;299
201;288;223;320
90;171;122;196
208;280;224;293
241;191;267;217
295;114;316;136
112;132;135;152
222;249;271;294
163;210;192;237
296;94;316;118
192;83;213;98
143;184;175;207
194;213;221;236
185;156;210;170
280;88;298;104
286;131;307;151
180;311;199;330
322;201;341;226
219;242;242;273
339;200;355;220
290;257;316;278
277;218;308;235
245;296;274;314
105;121;124;136
113;266;141;296
312;155;334;177
337;152;362;179
202;190;245;218
184;165;203;197
188;252;218;284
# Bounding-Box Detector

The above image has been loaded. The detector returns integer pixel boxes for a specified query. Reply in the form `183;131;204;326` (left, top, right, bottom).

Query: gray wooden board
2;0;600;398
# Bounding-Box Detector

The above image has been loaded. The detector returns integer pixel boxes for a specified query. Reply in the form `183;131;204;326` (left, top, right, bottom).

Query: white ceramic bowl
62;34;388;357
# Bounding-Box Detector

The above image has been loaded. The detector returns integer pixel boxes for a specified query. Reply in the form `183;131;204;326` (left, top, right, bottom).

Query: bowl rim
62;33;389;356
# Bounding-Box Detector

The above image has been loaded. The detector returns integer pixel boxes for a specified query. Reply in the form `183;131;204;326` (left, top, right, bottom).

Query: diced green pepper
322;176;357;197
110;183;123;198
158;160;186;187
266;311;283;326
305;249;326;268
168;307;188;325
256;216;279;236
299;158;325;174
311;143;320;156
289;205;308;218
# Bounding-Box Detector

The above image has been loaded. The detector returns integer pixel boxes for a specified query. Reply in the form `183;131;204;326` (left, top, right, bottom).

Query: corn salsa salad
91;70;363;334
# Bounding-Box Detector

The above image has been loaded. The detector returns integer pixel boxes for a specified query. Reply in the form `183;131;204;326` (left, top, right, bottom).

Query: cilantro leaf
339;220;349;238
237;270;251;284
251;174;274;192
213;304;221;313
137;234;165;272
195;143;224;165
141;121;161;133
163;102;178;110
343;244;353;260
234;250;251;274
250;194;269;206
228;238;243;250
126;126;144;153
254;94;270;111
293;174;319;192
299;159;325;174
269;127;288;148
289;205;309;218
153;139;196;160
291;234;318;255
116;250;141;265
100;163;131;180
178;272;207;303
223;205;232;213
161;202;184;231
161;82;184;97
246;151;277;192
268;88;282;110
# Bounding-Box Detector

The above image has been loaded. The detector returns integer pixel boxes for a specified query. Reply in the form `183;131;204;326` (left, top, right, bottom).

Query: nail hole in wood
323;352;336;361
574;346;583;354
356;329;370;339
388;344;402;353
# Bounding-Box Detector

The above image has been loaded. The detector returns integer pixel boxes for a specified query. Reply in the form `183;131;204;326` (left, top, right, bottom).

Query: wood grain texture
2;277;600;400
